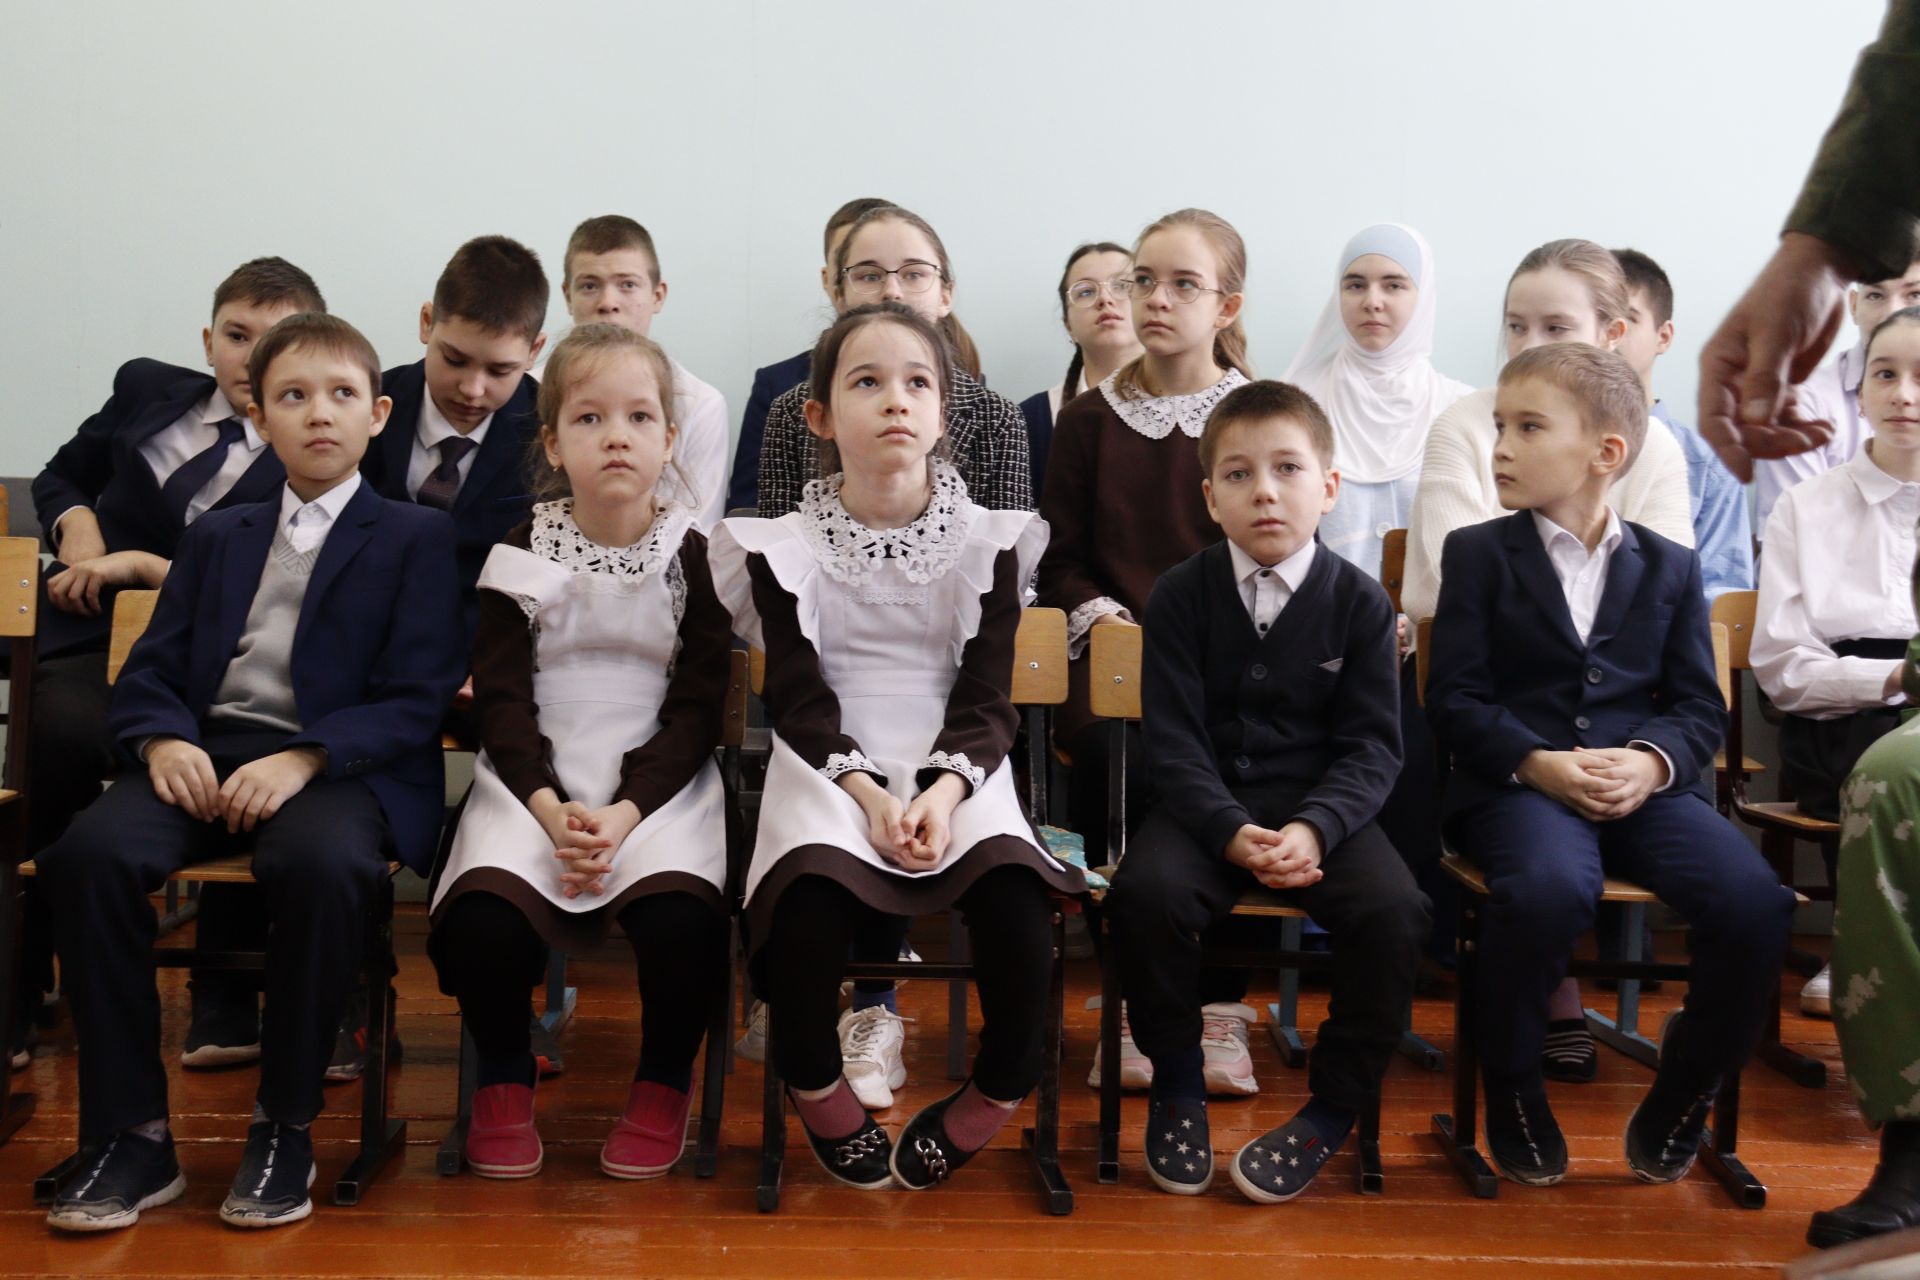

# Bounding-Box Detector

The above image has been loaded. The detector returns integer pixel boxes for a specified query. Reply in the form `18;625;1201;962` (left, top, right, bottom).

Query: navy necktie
160;417;246;524
416;436;478;512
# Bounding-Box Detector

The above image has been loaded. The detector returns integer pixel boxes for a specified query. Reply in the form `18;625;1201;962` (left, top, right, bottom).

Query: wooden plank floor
0;908;1872;1278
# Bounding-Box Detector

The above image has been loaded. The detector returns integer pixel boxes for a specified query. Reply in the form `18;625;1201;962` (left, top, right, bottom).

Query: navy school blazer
361;360;540;641
31;358;287;657
1426;511;1725;817
726;349;809;513
1016;389;1055;500
108;482;466;872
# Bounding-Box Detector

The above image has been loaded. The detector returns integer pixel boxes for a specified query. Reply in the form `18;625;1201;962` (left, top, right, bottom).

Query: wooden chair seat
0;789;18;807
1230;887;1310;918
20;853;404;883
1735;799;1841;837
1714;750;1767;776
1440;851;1661;904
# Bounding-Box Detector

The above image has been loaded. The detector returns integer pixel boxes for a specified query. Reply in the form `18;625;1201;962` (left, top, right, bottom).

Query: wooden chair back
106;590;160;685
1415;616;1434;708
1379;528;1407;614
1087;622;1143;720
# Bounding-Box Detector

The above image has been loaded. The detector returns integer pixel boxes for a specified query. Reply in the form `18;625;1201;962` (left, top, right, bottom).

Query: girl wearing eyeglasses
1036;208;1258;1097
1018;242;1142;496
753;205;1030;521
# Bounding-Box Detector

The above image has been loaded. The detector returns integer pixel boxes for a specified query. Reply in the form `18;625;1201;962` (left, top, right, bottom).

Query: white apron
709;466;1066;910
432;502;726;920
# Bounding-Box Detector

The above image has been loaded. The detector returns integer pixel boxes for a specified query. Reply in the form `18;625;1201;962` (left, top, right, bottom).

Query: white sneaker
1087;1003;1153;1090
1200;1002;1259;1096
838;1006;908;1110
735;1000;769;1063
1800;963;1832;1018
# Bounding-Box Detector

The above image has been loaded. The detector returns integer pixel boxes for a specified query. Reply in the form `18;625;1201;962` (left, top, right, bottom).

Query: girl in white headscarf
1283;224;1473;576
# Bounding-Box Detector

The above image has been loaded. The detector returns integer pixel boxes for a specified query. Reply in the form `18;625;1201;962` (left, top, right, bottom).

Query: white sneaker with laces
1200;1002;1259;1096
1087;1003;1153;1090
839;1006;908;1110
1800;963;1832;1018
735;1000;769;1063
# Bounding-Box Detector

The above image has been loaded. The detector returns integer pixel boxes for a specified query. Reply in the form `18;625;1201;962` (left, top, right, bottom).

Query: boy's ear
526;332;547;367
245;398;268;439
802;398;832;440
1655;319;1675;358
652;278;669;311
202;327;215;369
1593;431;1630;478
418;303;435;346
1201;476;1219;525
368;394;393;438
1322;465;1341;515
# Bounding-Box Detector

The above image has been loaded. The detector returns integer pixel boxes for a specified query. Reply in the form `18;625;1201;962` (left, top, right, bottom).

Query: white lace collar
795;458;971;586
529;499;691;579
1099;367;1249;440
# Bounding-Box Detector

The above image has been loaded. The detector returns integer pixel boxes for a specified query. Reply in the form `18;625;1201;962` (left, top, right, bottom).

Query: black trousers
39;734;389;1141
1107;796;1430;1114
1376;657;1456;961
1780;708;1901;823
18;650;120;1009
764;867;1054;1100
431;889;727;1088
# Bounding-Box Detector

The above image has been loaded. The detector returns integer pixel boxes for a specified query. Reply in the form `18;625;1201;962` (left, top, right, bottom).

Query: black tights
432;890;727;1090
764;867;1054;1100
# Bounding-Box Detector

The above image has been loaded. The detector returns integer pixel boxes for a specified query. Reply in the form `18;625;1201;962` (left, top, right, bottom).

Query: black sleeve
1141;567;1251;858
1286;578;1402;854
614;533;730;815
469;523;563;805
748;552;885;784
917;545;1022;795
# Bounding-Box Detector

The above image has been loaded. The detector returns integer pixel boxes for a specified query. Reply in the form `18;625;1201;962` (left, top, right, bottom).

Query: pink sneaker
600;1081;692;1180
467;1083;542;1178
1087;1003;1153;1090
1201;1003;1259;1096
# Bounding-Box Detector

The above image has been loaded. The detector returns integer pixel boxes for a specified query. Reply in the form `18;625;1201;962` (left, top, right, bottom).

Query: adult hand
1696;232;1854;481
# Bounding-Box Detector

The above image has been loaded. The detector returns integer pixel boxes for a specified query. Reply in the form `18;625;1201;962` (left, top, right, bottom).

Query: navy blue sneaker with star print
1144;1096;1212;1194
1231;1112;1339;1203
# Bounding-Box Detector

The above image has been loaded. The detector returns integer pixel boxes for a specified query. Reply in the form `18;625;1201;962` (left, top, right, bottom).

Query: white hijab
1283;223;1473;485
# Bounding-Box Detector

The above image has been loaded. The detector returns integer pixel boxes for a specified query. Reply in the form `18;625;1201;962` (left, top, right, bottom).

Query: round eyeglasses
1114;274;1226;306
1066;277;1128;308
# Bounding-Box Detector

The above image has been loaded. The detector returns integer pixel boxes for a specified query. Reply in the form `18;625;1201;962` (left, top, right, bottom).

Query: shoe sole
47;1172;187;1233
1541;1062;1598;1084
8;1050;27;1072
1622;1101;1701;1186
1800;998;1832;1018
846;1062;907;1111
1203;1065;1258;1097
181;1044;262;1070
469;1152;544;1179
1228;1155;1310;1205
1146;1161;1214;1196
219;1164;315;1229
324;1038;403;1084
600;1155;675;1180
1487;1149;1567;1187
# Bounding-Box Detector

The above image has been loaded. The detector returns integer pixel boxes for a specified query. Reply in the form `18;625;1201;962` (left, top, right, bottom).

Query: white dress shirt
1752;444;1918;718
1757;343;1875;537
53;388;269;545
405;395;492;500
1227;536;1317;634
278;472;362;555
1531;507;1674;789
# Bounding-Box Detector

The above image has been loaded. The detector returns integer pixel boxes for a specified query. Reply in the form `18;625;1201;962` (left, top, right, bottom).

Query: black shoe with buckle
324;988;401;1084
1807;1122;1920;1248
1484;1080;1568;1186
181;980;261;1070
1143;1095;1213;1195
219;1121;316;1228
46;1130;186;1232
889;1087;983;1190
794;1101;893;1190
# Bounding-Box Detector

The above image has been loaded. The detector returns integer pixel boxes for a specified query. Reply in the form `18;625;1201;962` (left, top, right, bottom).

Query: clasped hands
1517;746;1669;821
530;790;642;899
839;770;966;872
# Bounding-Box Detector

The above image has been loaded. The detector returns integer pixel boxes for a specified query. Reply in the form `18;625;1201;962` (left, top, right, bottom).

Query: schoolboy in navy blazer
108;480;463;872
33;360;285;657
363;358;539;639
39;315;465;1233
1426;344;1791;1190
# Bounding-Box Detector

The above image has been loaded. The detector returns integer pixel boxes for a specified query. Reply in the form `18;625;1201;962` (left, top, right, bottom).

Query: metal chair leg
1021;910;1073;1214
1431;892;1497;1198
437;1021;477;1176
335;877;407;1206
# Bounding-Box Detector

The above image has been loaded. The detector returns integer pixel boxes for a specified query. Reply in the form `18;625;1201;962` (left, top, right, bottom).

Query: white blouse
1752;444;1918;718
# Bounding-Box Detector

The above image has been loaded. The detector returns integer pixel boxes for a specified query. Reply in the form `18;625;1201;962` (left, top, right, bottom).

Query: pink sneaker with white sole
600;1081;692;1179
1201;1002;1259;1096
466;1083;543;1178
1087;1003;1153;1090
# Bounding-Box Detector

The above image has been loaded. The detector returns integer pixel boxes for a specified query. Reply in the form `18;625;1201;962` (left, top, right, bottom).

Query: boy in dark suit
1427;343;1794;1189
362;234;549;641
20;259;324;1070
39;314;464;1232
1106;381;1430;1204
